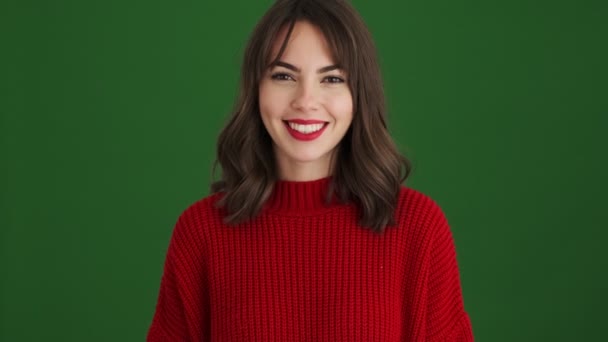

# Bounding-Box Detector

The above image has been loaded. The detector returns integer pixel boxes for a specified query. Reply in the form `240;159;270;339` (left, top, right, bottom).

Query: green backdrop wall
1;0;606;341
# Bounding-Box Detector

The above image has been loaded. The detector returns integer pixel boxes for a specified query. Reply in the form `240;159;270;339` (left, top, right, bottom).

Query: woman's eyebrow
270;60;342;73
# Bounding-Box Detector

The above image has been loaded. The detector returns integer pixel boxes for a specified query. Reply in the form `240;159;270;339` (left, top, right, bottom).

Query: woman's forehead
267;20;341;68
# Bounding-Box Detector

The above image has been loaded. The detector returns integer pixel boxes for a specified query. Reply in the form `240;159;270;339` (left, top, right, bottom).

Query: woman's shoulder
395;185;450;231
174;191;226;230
397;185;444;211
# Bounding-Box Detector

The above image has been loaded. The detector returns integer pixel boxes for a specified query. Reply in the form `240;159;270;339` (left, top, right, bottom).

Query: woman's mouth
283;120;329;141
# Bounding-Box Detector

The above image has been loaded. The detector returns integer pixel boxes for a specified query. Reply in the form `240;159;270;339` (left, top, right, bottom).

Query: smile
283;120;329;141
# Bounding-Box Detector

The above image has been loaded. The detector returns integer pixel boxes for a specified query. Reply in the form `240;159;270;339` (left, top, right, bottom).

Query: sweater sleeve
147;209;210;341
426;208;474;341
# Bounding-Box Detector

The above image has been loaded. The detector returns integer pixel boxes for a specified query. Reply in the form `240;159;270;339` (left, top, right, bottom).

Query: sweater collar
263;176;340;215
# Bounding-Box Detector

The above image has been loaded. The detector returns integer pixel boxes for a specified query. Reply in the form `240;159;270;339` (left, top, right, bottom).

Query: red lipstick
286;119;327;124
283;120;328;141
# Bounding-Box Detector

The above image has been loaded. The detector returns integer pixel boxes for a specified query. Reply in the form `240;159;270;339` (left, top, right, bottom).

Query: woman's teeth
288;122;325;134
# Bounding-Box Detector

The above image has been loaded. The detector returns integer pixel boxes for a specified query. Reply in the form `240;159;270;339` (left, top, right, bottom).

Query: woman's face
259;20;353;181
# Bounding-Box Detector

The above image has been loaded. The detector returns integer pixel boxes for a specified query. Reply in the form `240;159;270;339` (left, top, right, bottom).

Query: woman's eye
323;76;345;84
270;73;344;83
270;73;294;81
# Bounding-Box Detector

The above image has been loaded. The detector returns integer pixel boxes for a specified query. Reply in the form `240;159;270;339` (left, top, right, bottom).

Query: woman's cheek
326;91;353;116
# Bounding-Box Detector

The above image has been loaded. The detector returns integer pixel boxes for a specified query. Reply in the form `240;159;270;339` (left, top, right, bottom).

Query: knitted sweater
147;177;474;341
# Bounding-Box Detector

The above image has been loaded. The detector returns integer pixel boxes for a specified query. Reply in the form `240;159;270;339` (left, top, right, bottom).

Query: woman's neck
273;147;336;181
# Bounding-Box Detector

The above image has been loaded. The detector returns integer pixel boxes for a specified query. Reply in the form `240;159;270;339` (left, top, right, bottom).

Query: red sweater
147;177;474;341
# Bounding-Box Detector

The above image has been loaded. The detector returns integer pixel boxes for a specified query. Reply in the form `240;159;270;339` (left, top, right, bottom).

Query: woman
148;0;474;340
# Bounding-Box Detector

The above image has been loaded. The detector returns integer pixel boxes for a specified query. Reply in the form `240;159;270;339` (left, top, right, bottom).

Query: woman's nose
291;81;319;112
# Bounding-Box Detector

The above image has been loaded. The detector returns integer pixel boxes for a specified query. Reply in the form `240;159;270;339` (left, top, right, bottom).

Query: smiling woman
259;21;353;181
147;0;474;341
211;0;409;230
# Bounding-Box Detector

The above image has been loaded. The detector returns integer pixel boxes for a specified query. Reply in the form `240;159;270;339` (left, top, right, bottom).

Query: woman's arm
147;210;210;341
426;212;474;341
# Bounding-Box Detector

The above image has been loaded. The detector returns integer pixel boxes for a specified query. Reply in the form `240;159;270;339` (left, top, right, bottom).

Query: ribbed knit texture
147;177;474;341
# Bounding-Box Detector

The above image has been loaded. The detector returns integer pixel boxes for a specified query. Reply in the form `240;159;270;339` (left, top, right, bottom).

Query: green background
1;0;606;340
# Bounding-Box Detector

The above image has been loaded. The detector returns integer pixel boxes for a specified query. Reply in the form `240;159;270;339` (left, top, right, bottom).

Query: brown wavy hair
211;0;412;233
